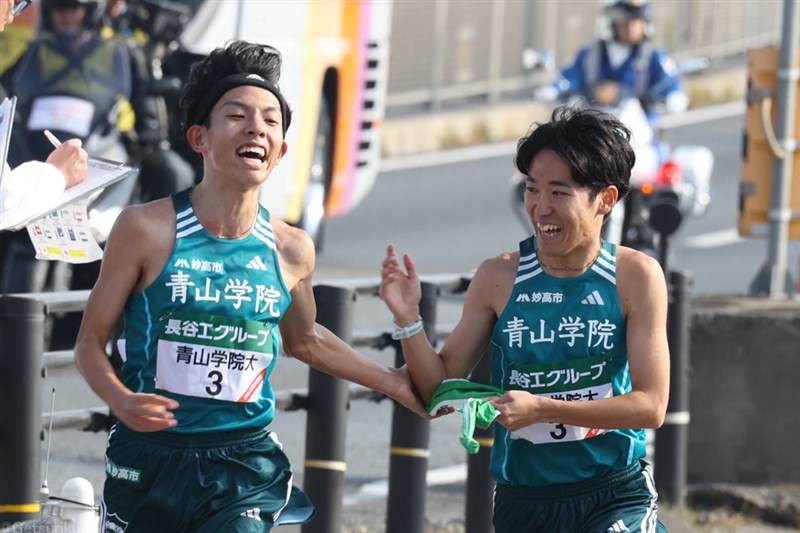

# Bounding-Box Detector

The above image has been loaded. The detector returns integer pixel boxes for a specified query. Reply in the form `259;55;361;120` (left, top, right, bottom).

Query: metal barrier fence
0;272;690;531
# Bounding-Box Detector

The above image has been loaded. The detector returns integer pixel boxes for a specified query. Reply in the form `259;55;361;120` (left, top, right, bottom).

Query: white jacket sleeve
1;161;67;221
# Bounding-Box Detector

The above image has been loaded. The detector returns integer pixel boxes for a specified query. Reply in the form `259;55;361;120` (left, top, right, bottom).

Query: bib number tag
505;355;613;444
27;96;95;137
155;311;275;403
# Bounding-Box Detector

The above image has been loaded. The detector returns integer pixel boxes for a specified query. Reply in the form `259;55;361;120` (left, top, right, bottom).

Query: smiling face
524;149;617;259
187;84;287;188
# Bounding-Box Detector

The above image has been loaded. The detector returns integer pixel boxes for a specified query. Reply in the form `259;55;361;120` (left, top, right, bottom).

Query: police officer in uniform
535;0;688;118
2;0;145;166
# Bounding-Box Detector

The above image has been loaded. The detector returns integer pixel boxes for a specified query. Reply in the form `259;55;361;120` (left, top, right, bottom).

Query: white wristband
391;317;424;340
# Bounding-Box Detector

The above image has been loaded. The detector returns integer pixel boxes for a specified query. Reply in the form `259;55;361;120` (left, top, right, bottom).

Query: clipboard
0;96;16;195
0;96;139;231
0;159;138;231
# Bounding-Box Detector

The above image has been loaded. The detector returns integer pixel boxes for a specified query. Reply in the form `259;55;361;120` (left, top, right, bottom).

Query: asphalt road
31;104;800;531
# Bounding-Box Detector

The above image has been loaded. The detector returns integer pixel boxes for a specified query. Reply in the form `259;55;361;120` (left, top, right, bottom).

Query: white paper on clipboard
25;200;106;263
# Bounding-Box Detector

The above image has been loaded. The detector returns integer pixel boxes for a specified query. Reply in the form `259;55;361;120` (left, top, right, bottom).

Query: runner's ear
186;124;206;154
598;186;618;214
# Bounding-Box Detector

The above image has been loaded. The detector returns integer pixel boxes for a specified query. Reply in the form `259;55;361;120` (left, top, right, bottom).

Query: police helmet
600;0;654;41
41;0;107;31
605;0;653;23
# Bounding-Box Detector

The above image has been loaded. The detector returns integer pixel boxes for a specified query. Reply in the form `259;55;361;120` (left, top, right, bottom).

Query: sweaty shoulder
615;246;667;316
469;250;520;313
107;199;177;291
270;216;314;291
474;250;520;280
112;199;176;247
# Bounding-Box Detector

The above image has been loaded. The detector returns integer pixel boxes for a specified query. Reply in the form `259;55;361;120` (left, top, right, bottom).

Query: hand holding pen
44;129;62;148
44;131;89;188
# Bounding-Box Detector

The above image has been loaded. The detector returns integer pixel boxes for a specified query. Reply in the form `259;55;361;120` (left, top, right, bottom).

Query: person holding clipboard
0;0;88;227
0;124;89;225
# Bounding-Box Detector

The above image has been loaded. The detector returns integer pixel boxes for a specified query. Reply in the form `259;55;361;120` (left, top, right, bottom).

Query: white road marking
379;142;517;173
659;100;745;129
681;228;745;248
343;463;467;506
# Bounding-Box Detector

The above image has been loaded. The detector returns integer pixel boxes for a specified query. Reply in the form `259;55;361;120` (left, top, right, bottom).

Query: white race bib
27;96;95;137
505;355;613;444
155;311;275;403
510;382;612;444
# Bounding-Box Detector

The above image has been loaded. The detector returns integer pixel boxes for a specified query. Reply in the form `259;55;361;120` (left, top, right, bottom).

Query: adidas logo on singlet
241;508;262;521
246;256;268;271
581;290;605;306
607;519;629;531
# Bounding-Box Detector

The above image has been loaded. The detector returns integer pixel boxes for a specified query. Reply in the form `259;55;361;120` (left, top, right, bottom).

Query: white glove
665;91;689;114
533;85;559;103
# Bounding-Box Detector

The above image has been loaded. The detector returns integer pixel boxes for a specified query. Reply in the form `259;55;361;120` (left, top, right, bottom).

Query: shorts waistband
496;461;644;501
113;423;268;449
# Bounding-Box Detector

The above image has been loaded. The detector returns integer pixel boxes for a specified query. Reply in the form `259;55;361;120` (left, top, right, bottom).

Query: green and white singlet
489;236;646;486
118;189;291;434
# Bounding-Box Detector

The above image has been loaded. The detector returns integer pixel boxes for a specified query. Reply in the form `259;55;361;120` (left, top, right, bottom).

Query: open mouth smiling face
237;144;267;164
536;222;562;237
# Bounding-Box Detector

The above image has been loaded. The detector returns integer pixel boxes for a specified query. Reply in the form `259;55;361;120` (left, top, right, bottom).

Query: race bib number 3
506;355;613;444
155;311;275;403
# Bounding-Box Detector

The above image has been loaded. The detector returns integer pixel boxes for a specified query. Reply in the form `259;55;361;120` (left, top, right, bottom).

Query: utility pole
766;0;800;297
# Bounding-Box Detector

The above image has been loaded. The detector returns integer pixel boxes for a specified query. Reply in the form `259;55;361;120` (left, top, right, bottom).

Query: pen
43;130;62;148
11;0;32;17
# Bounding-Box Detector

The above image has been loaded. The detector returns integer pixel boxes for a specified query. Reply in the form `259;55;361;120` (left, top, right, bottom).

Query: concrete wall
688;295;800;484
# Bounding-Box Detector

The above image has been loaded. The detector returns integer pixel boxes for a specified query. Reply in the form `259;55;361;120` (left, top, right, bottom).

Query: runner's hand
379;244;422;326
386;365;435;420
491;391;542;432
111;393;180;432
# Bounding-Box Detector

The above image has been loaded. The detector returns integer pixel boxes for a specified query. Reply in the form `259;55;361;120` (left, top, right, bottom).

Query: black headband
190;73;291;134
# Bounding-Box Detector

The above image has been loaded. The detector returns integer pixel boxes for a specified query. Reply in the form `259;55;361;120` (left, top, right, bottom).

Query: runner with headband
75;40;428;533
